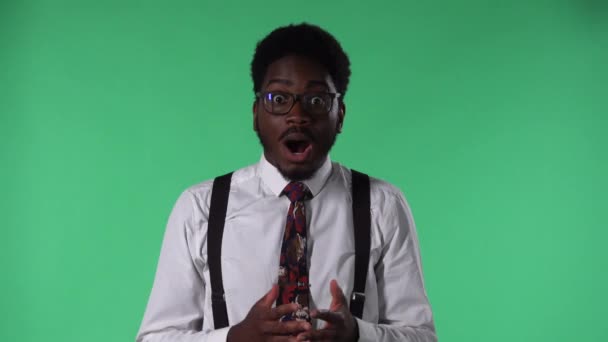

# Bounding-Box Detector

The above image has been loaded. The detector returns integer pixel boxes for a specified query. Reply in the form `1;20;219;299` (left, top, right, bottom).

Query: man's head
251;23;351;181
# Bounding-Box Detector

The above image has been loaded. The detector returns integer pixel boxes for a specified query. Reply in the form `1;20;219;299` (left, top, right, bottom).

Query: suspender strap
350;169;371;319
207;170;371;325
207;172;233;329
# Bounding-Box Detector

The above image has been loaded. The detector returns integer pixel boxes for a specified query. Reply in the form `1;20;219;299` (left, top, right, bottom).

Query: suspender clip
351;291;365;303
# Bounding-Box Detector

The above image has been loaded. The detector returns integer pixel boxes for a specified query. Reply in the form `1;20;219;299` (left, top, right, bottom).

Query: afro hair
251;23;351;99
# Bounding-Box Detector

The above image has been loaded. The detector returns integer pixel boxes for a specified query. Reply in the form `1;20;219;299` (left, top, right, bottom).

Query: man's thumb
329;279;347;307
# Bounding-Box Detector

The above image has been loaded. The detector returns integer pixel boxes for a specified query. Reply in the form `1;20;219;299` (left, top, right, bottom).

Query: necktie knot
282;182;312;203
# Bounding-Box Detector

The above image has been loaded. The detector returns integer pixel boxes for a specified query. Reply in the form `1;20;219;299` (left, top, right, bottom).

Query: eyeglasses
256;91;341;116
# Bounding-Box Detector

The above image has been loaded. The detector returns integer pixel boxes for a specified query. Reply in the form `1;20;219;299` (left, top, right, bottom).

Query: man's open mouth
285;139;311;154
282;134;313;162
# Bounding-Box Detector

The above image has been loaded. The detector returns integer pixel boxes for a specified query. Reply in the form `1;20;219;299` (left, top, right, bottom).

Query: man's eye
310;96;325;106
272;94;287;104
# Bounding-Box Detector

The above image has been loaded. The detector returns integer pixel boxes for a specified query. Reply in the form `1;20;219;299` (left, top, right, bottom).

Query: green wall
1;1;606;341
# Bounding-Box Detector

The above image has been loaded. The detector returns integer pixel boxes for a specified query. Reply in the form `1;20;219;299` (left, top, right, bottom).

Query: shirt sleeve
357;189;437;342
135;190;229;342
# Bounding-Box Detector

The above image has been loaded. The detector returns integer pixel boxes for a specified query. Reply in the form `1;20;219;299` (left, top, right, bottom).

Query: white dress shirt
136;156;436;342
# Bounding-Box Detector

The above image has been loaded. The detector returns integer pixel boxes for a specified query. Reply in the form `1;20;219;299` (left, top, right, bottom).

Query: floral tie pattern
277;182;313;322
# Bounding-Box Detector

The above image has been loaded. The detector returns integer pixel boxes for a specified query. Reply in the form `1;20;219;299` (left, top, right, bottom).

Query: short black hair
251;23;351;99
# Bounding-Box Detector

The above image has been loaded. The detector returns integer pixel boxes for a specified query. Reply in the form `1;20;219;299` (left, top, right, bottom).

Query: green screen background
1;0;606;341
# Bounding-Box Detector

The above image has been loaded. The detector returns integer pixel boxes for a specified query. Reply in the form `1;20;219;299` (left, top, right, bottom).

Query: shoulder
333;163;417;247
176;162;260;218
331;162;408;207
332;162;414;236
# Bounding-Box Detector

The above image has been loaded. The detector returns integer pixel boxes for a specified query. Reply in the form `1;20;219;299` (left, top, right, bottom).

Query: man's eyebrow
266;78;293;87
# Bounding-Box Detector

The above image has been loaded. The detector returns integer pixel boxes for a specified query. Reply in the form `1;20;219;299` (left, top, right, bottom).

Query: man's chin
278;164;317;181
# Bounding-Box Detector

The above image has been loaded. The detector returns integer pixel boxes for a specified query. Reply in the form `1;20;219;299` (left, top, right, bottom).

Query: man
136;23;436;342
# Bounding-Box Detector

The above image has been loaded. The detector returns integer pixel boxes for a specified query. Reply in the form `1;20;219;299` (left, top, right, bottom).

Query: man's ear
253;101;259;131
337;102;346;133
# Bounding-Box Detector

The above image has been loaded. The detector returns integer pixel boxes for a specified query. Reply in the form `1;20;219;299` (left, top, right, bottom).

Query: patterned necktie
277;182;313;322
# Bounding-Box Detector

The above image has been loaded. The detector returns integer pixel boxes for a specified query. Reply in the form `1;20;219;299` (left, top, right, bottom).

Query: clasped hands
227;279;358;342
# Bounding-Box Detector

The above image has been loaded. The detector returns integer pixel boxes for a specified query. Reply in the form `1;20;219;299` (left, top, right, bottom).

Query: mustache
279;127;315;141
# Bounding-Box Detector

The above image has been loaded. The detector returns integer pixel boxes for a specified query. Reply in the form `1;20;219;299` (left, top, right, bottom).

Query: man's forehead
262;55;335;89
266;55;329;76
265;78;330;89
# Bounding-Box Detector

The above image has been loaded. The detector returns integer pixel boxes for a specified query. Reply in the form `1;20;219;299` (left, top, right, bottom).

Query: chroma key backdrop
1;1;606;341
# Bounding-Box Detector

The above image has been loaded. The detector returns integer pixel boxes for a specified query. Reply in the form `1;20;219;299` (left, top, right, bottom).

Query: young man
136;23;436;342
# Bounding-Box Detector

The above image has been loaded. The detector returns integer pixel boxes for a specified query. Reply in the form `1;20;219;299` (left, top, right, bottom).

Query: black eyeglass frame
255;91;342;116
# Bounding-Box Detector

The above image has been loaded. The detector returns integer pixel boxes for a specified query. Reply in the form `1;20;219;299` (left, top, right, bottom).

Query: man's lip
280;141;313;163
279;127;315;142
281;132;313;143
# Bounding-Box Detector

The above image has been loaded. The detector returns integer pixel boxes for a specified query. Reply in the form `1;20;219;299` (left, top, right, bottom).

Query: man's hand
296;280;358;342
227;284;312;342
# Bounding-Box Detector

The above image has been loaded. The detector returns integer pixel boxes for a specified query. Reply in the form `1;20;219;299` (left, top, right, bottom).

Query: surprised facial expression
254;55;345;181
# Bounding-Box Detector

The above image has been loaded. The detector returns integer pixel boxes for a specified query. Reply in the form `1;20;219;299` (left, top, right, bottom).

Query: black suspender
207;172;233;330
207;169;371;329
349;169;371;319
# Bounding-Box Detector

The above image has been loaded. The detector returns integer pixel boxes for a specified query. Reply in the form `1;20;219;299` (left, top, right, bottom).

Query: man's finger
311;309;344;325
261;320;312;336
329;279;347;309
270;303;301;320
259;284;279;307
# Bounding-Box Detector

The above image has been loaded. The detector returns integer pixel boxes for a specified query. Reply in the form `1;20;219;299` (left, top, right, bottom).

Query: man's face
253;55;345;181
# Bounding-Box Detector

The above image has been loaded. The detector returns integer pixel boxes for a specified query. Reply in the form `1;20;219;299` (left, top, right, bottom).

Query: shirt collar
258;154;333;198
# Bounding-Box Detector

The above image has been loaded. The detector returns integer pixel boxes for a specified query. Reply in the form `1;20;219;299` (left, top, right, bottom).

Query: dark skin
253;55;345;181
227;56;357;341
227;282;357;342
297;280;359;342
226;284;311;342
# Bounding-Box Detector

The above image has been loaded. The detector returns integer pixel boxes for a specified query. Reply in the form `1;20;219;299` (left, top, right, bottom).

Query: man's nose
286;100;311;126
